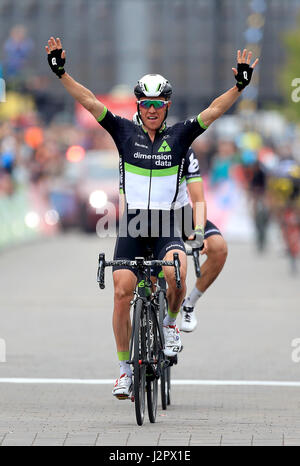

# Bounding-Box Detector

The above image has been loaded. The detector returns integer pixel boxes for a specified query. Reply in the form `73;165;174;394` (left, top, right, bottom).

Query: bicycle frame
128;265;164;378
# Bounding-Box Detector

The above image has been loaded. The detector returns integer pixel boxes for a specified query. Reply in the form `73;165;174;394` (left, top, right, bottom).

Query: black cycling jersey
97;107;206;210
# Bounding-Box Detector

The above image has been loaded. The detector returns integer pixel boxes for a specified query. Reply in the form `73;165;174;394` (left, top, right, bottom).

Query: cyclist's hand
188;226;205;250
232;49;259;92
45;37;66;78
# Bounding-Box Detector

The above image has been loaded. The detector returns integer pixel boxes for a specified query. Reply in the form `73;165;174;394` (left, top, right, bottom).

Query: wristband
195;225;205;234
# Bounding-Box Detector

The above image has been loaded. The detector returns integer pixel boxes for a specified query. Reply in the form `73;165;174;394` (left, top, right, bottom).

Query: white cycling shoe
163;325;183;357
112;373;132;400
180;305;197;332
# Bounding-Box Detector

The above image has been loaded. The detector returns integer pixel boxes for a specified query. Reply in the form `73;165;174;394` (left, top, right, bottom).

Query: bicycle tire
133;298;146;426
166;365;171;405
146;310;158;423
158;291;170;410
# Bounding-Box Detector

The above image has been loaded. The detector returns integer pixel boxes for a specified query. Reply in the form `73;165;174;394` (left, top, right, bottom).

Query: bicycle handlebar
97;252;182;289
185;241;201;278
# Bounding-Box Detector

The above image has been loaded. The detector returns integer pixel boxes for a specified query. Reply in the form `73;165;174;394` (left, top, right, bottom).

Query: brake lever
173;252;181;289
97;253;105;289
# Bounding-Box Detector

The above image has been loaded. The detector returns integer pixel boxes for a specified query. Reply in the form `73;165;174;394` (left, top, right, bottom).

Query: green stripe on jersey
124;162;178;177
153;165;178;176
187;177;202;184
97;106;108;122
124;163;150;177
197;114;208;130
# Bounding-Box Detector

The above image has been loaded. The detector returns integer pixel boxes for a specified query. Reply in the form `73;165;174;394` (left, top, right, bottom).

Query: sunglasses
137;100;168;109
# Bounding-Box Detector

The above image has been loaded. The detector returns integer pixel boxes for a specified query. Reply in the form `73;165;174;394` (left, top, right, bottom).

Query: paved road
0;234;299;446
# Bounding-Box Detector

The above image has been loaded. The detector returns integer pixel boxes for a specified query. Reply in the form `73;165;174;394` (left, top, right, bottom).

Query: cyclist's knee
206;235;228;264
113;270;136;303
114;287;134;304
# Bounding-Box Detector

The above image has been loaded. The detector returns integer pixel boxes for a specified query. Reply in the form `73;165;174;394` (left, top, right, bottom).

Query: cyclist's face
138;98;171;131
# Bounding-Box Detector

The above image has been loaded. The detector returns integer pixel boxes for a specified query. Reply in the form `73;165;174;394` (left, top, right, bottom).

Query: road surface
0;233;299;446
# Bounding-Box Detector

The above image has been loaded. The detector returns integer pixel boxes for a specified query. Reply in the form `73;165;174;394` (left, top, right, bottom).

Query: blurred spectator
192;136;216;175
0;170;14;197
26;76;66;124
0;90;36;123
210;140;238;186
0;122;16;175
3;25;34;82
249;161;268;197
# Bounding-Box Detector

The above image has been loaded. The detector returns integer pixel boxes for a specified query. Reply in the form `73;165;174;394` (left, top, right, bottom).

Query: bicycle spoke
146;309;159;423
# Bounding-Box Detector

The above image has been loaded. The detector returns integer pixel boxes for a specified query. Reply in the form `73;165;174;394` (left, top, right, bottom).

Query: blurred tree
280;13;300;122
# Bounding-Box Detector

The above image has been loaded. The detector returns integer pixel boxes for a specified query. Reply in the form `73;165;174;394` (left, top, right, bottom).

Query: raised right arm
45;37;104;120
60;73;104;120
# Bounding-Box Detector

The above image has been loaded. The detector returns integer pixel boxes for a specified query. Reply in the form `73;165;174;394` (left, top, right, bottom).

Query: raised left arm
187;180;207;231
200;49;259;128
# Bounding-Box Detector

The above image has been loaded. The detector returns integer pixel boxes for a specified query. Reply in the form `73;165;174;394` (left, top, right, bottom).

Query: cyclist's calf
113;269;137;351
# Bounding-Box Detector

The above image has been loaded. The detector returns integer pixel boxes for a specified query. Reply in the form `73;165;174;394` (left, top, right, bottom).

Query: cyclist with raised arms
46;37;258;399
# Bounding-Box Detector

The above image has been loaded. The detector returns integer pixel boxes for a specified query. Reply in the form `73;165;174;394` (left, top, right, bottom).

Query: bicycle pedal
115;394;130;400
168;354;178;365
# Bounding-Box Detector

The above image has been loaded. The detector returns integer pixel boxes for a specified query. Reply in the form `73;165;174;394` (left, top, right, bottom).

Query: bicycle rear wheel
146;310;159;423
133;298;146;426
158;291;170;410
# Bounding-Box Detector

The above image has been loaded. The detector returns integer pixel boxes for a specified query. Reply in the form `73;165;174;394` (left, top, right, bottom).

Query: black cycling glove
234;63;253;92
48;49;65;78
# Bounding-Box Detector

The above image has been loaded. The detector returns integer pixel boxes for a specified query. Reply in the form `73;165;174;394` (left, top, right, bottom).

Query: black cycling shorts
113;208;186;275
112;206;222;275
113;235;186;275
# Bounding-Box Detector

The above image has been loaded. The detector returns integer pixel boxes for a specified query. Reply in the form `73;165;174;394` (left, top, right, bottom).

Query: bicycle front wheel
133;298;146;426
146;310;159;423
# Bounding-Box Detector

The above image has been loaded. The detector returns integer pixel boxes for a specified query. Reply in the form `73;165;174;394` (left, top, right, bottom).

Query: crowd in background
1;25;300;262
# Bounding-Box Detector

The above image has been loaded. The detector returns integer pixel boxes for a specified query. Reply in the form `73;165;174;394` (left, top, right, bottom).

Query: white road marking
0;378;300;387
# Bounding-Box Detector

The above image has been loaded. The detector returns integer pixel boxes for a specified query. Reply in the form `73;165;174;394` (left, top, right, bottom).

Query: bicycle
97;252;181;426
151;267;177;411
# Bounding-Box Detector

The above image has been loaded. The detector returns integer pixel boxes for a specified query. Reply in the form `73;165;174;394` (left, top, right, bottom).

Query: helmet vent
134;74;172;99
